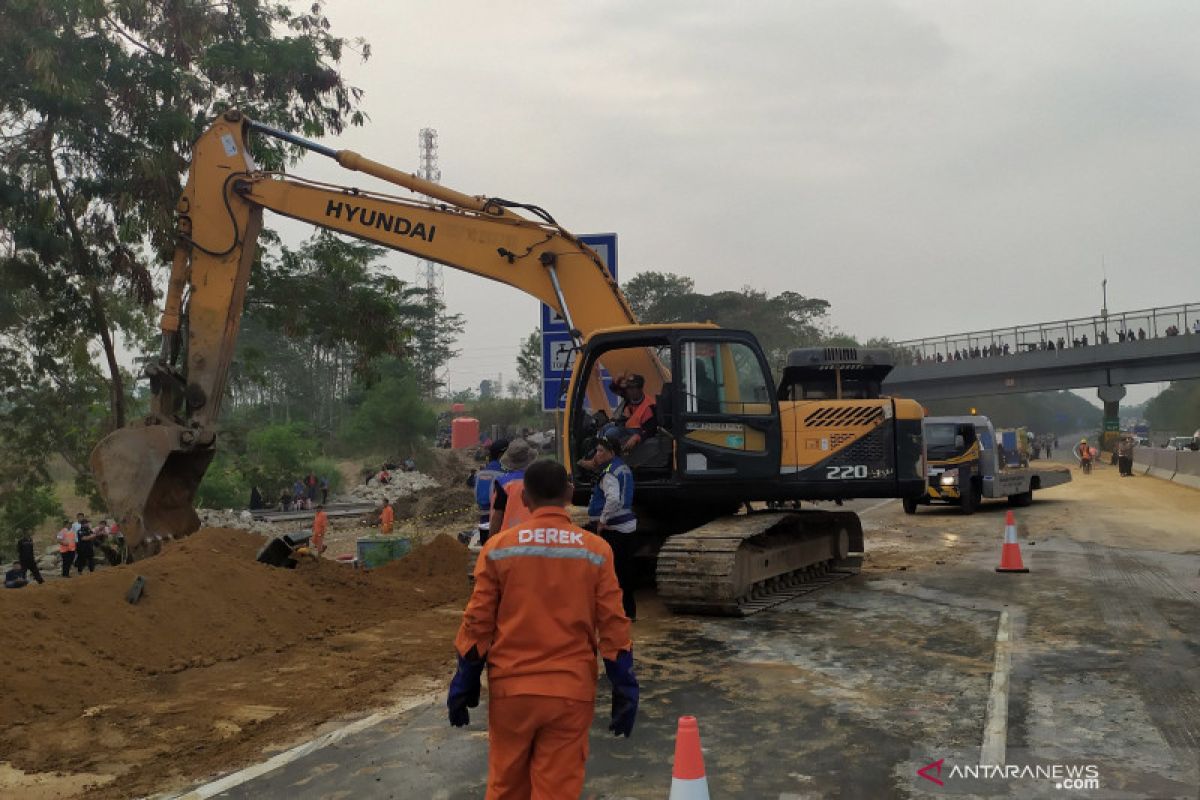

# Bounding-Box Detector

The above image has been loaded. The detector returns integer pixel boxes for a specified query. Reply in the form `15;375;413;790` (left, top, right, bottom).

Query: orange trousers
487;694;594;800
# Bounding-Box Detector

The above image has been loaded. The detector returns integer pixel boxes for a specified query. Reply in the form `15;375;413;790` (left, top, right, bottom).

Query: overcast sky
278;1;1200;405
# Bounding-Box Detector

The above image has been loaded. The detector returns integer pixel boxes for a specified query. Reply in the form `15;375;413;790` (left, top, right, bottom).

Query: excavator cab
567;327;782;516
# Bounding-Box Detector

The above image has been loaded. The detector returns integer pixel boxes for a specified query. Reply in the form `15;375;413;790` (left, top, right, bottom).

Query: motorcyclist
1074;438;1092;468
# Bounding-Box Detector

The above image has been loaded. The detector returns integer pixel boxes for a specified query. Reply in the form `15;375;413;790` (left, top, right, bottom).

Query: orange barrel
451;416;480;449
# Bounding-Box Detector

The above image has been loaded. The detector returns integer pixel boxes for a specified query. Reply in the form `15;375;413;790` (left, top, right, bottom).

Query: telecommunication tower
417;128;448;393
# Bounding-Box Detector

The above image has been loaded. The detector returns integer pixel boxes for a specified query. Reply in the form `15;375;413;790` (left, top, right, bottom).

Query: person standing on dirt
16;531;43;585
56;520;76;577
379;499;394;535
585;435;639;621
74;518;97;574
319;476;329;505
448;459;638;799
311;505;329;554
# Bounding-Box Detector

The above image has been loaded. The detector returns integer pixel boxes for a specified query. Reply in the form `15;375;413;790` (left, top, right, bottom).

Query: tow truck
904;415;1071;514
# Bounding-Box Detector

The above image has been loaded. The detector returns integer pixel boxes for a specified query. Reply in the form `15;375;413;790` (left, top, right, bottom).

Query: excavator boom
91;111;661;554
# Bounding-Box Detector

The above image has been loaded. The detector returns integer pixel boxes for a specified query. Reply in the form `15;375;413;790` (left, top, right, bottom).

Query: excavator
90;110;926;615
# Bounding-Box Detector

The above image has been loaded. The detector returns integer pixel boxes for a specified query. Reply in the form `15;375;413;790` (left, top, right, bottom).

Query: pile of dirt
0;529;471;798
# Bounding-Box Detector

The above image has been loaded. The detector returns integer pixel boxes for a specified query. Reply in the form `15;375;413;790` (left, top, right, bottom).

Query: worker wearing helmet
1074;438;1092;465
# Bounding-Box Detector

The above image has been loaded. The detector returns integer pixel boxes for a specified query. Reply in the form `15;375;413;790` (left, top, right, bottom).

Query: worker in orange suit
311;505;329;554
378;498;394;535
448;459;638;800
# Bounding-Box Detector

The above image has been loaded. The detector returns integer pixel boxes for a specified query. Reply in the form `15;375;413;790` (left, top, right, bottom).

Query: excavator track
656;510;863;616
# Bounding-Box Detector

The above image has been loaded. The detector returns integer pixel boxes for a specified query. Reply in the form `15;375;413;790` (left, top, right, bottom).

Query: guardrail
890;302;1200;364
1131;447;1200;490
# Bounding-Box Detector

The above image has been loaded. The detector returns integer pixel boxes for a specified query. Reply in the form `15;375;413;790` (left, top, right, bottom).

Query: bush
340;371;435;458
243;422;320;495
195;457;247;510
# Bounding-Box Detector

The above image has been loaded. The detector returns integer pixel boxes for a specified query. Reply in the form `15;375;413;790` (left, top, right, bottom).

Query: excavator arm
91;110;663;554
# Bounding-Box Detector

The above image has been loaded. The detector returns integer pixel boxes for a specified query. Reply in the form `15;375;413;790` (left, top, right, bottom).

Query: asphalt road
188;467;1200;800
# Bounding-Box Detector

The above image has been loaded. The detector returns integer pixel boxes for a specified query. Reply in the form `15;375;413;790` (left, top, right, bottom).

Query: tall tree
0;0;368;431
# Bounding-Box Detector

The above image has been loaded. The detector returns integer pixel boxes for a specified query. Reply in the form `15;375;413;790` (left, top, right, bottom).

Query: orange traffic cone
669;716;710;800
995;510;1029;573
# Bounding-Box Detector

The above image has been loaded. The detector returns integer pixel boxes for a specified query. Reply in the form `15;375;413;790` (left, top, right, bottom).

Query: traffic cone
669;716;710;800
995;510;1029;573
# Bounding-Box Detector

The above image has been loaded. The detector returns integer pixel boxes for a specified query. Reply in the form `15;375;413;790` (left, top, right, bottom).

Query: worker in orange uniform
487;438;537;535
55;519;77;577
311;505;329;554
378;498;394;535
449;459;638;800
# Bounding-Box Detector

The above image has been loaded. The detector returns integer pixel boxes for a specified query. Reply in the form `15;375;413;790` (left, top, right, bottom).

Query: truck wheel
902;496;919;515
1008;490;1033;507
960;484;980;515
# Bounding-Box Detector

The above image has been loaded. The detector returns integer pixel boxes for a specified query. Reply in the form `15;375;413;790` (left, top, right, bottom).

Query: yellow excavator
90;111;926;615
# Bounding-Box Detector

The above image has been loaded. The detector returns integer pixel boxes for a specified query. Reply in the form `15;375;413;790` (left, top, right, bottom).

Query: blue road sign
541;233;617;411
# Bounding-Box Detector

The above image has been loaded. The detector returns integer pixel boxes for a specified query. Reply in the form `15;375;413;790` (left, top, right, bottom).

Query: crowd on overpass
897;309;1200;366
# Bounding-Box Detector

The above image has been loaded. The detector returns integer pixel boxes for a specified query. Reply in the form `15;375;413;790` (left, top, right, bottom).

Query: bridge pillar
1097;384;1126;453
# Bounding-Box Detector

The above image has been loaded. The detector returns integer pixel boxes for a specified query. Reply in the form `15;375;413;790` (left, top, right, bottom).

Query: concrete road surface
189;464;1200;799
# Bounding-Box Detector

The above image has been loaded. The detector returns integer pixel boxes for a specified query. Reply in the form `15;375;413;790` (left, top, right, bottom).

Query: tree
411;293;465;399
228;232;435;433
340;360;435;458
0;482;61;559
0;0;368;473
623;271;832;372
1144;380;1200;436
516;330;542;399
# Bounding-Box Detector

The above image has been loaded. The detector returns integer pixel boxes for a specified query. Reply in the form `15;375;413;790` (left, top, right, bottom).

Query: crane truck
90;111;927;615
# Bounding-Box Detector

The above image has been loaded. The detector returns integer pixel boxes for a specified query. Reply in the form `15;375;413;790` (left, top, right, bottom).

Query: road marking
858;498;895;516
980;610;1012;765
166;692;438;799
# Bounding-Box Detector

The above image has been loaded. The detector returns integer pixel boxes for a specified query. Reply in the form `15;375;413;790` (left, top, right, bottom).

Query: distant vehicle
907;415;1072;515
1166;436;1199;451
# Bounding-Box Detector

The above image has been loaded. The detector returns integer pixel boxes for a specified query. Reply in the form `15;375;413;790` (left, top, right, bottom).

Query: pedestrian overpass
881;302;1200;433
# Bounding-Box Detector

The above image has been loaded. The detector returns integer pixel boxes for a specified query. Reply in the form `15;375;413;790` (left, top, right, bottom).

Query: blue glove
447;650;485;727
603;649;639;737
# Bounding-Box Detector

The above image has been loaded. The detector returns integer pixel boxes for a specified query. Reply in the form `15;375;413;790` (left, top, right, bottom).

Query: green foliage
0;0;368;497
340;362;435;459
469;397;547;436
623;271;832;372
516;331;541;399
194;453;247;510
242;423;319;493
923;392;1101;435
1144;380;1200;435
230;232;452;434
0;482;62;558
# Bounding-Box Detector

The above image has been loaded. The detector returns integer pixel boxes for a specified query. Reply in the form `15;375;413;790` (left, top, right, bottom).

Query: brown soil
0;528;471;799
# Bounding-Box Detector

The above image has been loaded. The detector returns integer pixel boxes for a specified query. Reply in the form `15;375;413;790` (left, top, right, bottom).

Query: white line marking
980;610;1012;765
858;498;895;516
165;692;438;799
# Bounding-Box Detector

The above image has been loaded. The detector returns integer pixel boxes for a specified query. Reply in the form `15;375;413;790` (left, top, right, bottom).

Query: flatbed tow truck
904;414;1071;514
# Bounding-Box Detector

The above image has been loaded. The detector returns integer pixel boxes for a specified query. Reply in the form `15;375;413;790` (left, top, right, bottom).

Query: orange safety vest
498;478;531;532
379;505;394;534
624;397;654;431
58;528;77;553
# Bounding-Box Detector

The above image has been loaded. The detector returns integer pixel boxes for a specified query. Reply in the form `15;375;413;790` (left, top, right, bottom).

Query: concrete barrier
1132;447;1200;490
1173;449;1200;490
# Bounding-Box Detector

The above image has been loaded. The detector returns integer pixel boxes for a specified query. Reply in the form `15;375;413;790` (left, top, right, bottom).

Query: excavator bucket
90;424;214;559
